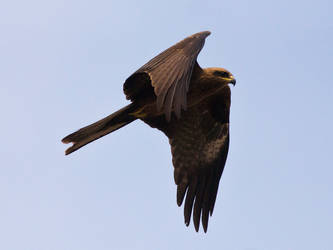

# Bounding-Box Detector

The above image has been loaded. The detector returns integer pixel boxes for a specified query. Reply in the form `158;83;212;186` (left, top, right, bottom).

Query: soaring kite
62;31;236;232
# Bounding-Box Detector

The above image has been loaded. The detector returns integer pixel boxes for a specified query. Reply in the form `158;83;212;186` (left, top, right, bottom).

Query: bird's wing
162;93;230;232
123;31;211;120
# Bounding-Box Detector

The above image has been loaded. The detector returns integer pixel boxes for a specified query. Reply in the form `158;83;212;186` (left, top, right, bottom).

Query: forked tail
62;103;137;155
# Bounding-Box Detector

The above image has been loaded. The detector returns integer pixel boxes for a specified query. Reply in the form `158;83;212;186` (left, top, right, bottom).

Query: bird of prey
62;31;236;232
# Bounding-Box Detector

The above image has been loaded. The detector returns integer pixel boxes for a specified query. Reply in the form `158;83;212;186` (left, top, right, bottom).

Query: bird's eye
213;71;229;78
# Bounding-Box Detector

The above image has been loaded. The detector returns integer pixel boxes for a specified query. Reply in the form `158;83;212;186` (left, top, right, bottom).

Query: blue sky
1;0;332;249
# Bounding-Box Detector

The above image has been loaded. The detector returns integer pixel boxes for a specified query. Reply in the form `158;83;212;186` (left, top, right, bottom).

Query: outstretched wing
123;31;211;120
159;92;231;232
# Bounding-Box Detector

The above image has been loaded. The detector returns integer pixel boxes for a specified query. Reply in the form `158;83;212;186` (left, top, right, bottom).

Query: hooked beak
229;77;236;86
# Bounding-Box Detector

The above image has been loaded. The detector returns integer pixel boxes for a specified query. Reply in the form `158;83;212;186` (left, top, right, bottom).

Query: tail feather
62;103;137;155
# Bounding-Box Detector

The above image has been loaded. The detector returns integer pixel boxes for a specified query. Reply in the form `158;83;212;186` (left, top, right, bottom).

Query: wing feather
193;176;206;232
184;176;198;226
162;95;230;232
123;31;211;120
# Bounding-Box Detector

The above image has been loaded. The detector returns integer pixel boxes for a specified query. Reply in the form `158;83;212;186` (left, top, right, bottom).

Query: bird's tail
62;103;138;155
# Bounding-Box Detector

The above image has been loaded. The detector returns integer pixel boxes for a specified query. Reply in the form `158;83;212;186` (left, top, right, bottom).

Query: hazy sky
1;0;332;249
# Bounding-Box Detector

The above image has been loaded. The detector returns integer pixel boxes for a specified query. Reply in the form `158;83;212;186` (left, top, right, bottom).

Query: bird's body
62;31;236;232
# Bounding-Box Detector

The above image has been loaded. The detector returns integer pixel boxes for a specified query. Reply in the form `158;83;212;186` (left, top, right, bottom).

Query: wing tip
202;30;211;36
193;30;211;39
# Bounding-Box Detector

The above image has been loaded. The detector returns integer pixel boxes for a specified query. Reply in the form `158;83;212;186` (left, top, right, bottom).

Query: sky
1;0;332;249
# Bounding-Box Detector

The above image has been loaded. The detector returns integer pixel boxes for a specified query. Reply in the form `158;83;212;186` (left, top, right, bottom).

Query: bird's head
204;67;236;86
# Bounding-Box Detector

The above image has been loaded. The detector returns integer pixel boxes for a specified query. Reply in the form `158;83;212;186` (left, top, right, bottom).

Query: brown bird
62;31;236;232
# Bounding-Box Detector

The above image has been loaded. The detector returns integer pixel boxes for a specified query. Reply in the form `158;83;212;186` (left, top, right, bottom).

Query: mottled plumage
62;31;236;232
